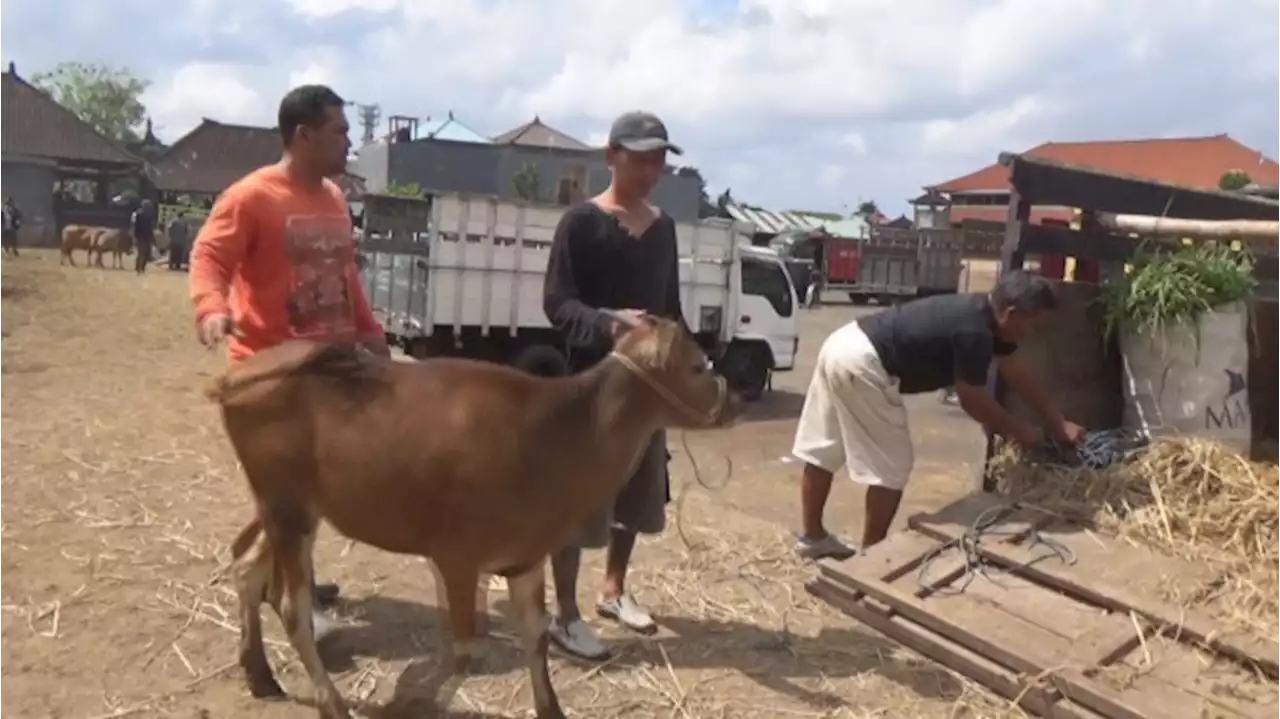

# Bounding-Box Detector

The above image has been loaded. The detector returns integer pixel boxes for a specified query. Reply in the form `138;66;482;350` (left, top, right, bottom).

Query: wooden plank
819;545;1152;719
1097;634;1277;719
907;513;1280;679
817;528;945;592
806;578;1104;719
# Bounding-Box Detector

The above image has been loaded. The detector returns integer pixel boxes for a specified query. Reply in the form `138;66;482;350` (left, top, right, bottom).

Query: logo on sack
1225;369;1247;398
1205;369;1250;430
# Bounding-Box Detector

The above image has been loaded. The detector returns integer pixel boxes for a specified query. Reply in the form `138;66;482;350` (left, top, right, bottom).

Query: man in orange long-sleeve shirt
189;85;389;631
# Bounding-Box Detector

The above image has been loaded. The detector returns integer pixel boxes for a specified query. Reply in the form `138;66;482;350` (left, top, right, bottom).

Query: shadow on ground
739;389;806;423
316;593;966;716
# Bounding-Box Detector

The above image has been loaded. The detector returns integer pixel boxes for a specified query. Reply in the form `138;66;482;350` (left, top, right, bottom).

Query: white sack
1120;302;1252;453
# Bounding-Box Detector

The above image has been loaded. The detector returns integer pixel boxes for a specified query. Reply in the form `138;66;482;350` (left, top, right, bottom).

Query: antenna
356;103;382;145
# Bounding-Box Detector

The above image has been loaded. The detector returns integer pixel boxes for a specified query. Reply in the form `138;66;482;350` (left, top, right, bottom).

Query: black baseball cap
607;111;683;155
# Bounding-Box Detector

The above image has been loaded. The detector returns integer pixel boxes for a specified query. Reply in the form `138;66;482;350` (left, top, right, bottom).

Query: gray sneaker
596;594;657;635
794;533;857;561
547;617;610;660
312;609;339;642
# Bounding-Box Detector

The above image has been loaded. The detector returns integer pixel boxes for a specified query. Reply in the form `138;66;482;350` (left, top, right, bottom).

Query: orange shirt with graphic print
188;164;383;364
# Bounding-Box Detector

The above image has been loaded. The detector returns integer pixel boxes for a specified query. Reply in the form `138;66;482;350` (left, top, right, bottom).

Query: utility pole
356;103;382;145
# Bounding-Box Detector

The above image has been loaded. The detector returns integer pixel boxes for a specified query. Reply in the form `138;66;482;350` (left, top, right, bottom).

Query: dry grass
990;435;1280;640
2;250;1017;719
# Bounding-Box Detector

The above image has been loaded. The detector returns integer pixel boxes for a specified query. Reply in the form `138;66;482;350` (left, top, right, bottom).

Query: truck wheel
718;342;771;402
848;293;866;306
512;344;568;378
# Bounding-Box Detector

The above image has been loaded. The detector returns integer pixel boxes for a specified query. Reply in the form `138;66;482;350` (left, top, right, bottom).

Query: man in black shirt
791;270;1084;558
541;111;685;660
132;200;156;274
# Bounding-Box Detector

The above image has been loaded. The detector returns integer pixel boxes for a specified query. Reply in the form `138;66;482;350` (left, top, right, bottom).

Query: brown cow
90;228;134;269
58;224;97;266
207;315;739;719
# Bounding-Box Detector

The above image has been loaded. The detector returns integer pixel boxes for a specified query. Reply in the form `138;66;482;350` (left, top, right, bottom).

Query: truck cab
716;245;799;400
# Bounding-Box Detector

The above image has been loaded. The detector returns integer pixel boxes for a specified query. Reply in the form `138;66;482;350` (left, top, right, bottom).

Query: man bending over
791;270;1084;559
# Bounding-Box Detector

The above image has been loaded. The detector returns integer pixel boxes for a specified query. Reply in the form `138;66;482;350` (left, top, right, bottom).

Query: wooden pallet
805;493;1279;719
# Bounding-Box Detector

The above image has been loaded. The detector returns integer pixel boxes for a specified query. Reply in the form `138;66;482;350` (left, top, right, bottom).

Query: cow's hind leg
277;528;350;719
507;561;565;719
234;529;285;699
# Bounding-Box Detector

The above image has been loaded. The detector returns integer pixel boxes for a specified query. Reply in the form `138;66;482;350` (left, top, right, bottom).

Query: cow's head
608;313;740;429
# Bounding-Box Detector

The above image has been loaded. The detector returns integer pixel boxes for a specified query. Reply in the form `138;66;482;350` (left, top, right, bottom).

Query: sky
2;0;1277;215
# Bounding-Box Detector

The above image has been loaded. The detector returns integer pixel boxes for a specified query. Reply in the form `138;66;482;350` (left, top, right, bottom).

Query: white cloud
143;63;264;137
919;96;1046;156
2;0;1275;213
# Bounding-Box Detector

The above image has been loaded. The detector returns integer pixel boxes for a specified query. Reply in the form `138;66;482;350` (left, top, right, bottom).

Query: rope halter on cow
608;350;729;428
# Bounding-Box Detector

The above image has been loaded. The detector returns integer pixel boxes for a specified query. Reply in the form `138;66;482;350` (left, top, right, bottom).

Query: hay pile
990;435;1279;637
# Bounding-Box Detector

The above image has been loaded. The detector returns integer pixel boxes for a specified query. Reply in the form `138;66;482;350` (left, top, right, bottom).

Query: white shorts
791;322;914;490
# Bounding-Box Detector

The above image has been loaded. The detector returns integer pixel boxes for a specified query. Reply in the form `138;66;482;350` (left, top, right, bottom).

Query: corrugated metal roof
724;201;827;234
823;217;870;239
423;113;490;144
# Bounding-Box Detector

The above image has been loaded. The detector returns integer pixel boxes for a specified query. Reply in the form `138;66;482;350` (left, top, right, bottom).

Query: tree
31;62;150;143
856;200;880;218
1218;169;1252;191
715;188;734;217
674;166;719;218
511;162;541;201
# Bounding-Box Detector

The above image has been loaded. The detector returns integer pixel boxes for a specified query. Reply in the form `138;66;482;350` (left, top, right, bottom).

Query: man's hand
197;314;236;349
1050;420;1086;446
609;309;649;341
362;336;392;359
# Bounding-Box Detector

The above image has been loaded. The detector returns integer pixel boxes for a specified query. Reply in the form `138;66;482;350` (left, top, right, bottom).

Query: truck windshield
742;256;794;318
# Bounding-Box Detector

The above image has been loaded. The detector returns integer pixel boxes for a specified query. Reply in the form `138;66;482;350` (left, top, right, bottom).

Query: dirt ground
1;250;1011;719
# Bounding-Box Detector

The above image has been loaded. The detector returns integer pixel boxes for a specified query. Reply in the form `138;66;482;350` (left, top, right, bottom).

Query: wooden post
1074;211;1103;283
982;189;1032;493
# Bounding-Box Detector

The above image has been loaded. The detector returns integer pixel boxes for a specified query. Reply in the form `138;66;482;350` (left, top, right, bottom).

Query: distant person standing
131;200;156;274
2;196;22;257
166;211;191;270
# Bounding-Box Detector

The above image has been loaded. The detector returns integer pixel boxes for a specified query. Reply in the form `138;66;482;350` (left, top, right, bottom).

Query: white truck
355;191;800;400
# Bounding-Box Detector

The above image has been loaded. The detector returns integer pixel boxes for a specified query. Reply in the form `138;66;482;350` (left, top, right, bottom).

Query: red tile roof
934;135;1279;194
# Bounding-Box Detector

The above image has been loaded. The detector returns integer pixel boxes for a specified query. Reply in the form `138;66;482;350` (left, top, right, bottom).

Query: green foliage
384;180;423;198
511;162;541;201
1101;243;1256;339
31;61;150;143
856;200;880;217
1217;169;1253;191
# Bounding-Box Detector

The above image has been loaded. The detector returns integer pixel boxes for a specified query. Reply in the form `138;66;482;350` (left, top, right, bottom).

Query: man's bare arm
953;381;1041;445
996;353;1065;427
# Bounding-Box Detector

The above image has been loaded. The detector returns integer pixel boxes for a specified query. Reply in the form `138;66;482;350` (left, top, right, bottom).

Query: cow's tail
203;343;377;405
230;517;264;560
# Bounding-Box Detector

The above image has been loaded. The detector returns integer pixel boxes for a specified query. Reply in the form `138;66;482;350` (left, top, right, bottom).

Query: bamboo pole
1096;213;1279;239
